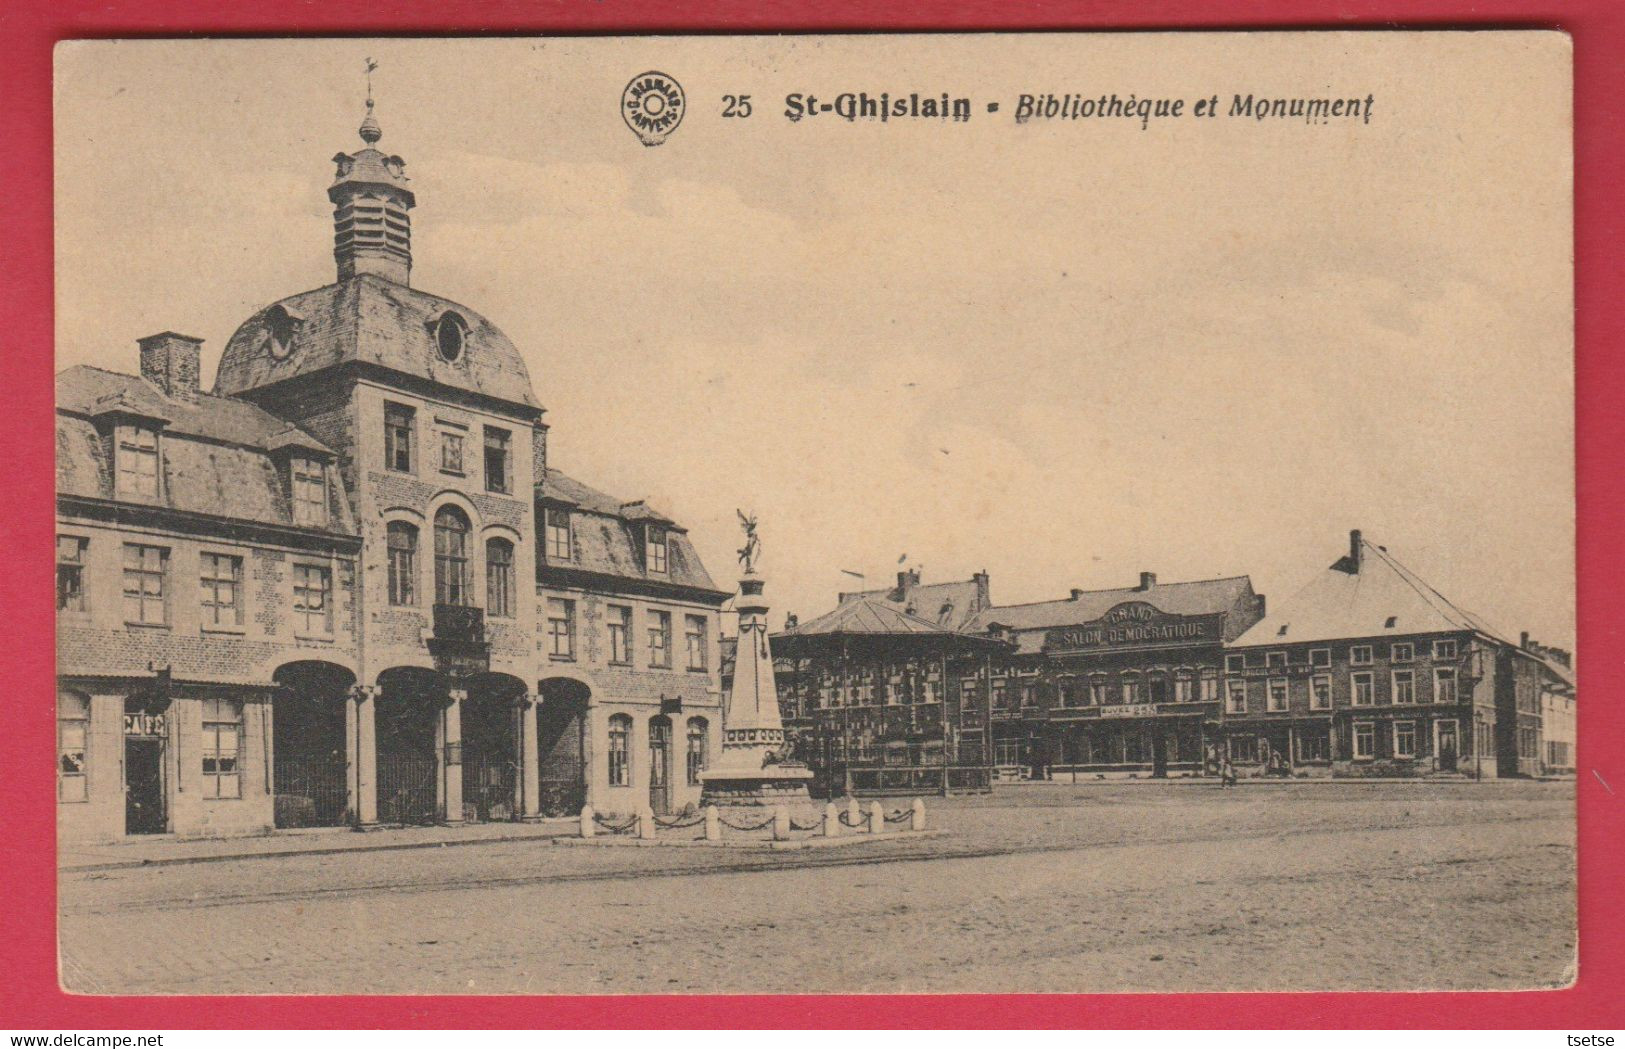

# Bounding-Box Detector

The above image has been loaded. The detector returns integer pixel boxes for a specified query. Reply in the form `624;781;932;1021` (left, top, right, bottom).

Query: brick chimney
531;420;549;486
1137;571;1157;591
1349;529;1364;571
972;570;991;611
896;568;921;591
138;332;203;402
1070;588;1086;600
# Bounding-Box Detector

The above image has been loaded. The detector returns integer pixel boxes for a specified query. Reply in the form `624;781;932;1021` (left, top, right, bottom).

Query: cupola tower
328;90;415;285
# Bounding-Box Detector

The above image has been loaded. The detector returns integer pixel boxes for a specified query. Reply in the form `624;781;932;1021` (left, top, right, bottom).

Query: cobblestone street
58;781;1575;995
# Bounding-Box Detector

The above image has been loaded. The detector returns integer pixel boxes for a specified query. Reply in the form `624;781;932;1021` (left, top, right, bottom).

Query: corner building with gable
56;101;727;842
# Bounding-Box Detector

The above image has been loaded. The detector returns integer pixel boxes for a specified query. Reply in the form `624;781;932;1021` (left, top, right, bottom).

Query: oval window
436;313;465;362
266;306;295;359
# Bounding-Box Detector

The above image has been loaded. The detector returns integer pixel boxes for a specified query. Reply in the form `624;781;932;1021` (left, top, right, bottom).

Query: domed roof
214;274;540;411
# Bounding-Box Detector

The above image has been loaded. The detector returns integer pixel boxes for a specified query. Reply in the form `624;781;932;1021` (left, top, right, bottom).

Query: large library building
56;101;731;843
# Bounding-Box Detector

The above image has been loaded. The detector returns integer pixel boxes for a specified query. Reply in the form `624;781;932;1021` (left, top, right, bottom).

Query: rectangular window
439;430;464;474
685;614;708;671
122;543;168;625
1350;645;1373;665
1267;651;1287;669
544;509;573;561
290;458;327;527
1298;725;1330;762
1121;678;1139;705
387;523;417;605
1392;642;1415;663
1353;721;1375;760
1174;675;1194;703
58;692;89;802
199;553;244;629
57;536;87;613
292;564;332;635
1087;678;1107;706
485;541;514;618
1310;648;1331;668
201;697;242;800
1434;639;1459;660
1434;667;1458;705
608;605;632;665
116;426;159;499
1394;720;1417;759
646;529;668;574
1018;679;1035;707
1226;680;1247;714
1200;670;1219;703
384;403;415;473
1351;671;1374;706
1267;678;1289;712
1225;654;1245;674
1310;674;1332;710
1392;669;1416;705
607;718;630;786
547;598;575;660
1147;676;1168;704
1229;735;1256;764
647;610;671;668
483;427;511;494
998;678;1017;709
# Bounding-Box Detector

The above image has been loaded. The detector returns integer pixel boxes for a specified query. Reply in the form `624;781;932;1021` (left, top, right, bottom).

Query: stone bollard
823;802;840;837
911;797;926;832
579;804;595;838
772;804;790;842
638;806;657;840
704;805;721;842
869;800;885;835
847;795;862;827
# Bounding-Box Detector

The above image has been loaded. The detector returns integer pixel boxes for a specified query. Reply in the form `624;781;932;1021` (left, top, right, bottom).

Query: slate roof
213;274;540;411
838;577;989;631
970;576;1259;633
1231;538;1510;648
56;366;355;534
781;597;973;638
537;467;721;595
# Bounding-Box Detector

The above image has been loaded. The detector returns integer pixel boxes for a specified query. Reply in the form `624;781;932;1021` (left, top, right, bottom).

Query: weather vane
736;509;761;574
365;57;378;105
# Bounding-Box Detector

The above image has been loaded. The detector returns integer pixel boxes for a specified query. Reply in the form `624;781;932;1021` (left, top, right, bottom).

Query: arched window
607;714;632;787
485;537;514;618
686;717;709;786
433;506;471;606
58;691;90;803
386;522;418;605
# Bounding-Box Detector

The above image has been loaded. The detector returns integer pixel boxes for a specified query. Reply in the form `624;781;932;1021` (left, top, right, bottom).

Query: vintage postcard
52;32;1573;995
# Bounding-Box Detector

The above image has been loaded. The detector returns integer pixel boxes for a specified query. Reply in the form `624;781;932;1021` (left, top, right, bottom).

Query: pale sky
54;34;1574;647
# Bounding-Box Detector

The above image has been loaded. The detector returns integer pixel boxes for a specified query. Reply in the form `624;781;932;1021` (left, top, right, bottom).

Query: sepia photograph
51;32;1575;996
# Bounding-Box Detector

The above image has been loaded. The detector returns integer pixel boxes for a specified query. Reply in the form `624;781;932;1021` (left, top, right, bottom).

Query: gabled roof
214;274;540;411
838;575;989;631
970;576;1257;633
536;467;718;594
1232;538;1510;648
782;597;968;638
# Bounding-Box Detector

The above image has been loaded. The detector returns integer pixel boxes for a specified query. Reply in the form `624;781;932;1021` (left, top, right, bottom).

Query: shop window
1434;667;1458;705
1229;735;1257;763
1394;720;1417;759
1392;669;1416;705
485;538;514;617
1351;671;1375;706
202;697;242;799
199;552;243;629
290;457;327;527
57;536;87;613
647;610;671;668
686;718;708;786
116;426;160;499
57;692;89;803
386;522;418;605
483;427;511;494
122;543;168;626
1267;678;1289;712
1353;721;1376;760
608;605;632;665
292;563;332;635
685;614;708;671
607;715;632;786
547;598;576;660
384;403;415;473
545;509;573;561
1124;731;1148;764
433;505;471;606
1298;725;1330;762
1310;674;1332;710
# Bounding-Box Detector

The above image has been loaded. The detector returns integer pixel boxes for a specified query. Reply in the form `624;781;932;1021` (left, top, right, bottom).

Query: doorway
124;737;166;834
648;716;673;815
1437;720;1459;772
1151;728;1168;778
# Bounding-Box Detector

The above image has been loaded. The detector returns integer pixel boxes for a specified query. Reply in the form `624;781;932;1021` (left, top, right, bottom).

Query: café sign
1045;602;1223;654
124;712;166;736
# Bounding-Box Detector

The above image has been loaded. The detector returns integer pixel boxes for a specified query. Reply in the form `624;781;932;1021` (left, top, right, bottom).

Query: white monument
699;513;814;807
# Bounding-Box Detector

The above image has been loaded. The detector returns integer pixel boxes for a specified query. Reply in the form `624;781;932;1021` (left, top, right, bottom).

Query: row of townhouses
766;531;1575;791
56;105;731;843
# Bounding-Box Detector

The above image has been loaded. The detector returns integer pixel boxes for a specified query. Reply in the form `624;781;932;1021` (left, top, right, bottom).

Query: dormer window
434;312;467;363
265;306;298;360
646;527;668;574
290;457;327;528
115;425;160;500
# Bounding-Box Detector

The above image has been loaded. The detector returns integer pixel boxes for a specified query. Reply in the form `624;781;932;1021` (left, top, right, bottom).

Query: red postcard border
1;0;1620;1030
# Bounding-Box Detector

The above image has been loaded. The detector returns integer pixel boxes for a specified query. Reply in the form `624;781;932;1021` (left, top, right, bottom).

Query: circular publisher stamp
622;71;685;147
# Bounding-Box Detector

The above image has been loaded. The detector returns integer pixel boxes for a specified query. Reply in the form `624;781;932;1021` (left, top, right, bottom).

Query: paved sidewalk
59;818;578;872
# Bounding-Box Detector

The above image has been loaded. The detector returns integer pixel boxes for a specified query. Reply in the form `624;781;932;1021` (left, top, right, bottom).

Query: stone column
443;688;466;825
351;685;378;829
517;693;542;821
